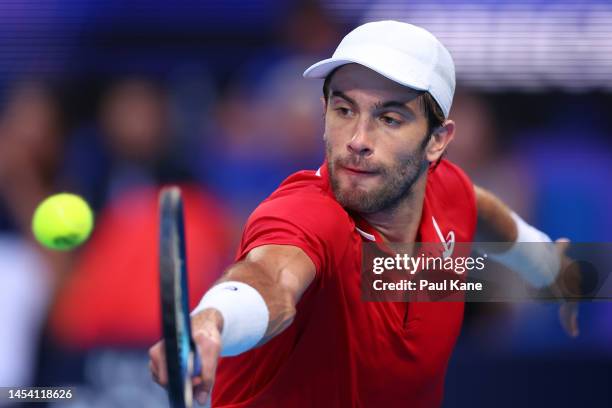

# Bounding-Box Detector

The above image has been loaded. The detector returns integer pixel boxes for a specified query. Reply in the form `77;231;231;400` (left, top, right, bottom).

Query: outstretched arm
149;244;316;404
473;185;579;337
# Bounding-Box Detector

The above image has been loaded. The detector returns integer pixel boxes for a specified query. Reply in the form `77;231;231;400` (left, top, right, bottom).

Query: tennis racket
159;186;202;408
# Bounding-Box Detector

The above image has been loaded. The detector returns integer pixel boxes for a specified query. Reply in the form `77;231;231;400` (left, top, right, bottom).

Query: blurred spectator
448;89;534;217
0;82;68;387
34;78;233;405
199;2;343;219
61;78;193;212
201;57;326;219
39;184;231;408
49;185;230;348
0;238;50;388
0;82;65;234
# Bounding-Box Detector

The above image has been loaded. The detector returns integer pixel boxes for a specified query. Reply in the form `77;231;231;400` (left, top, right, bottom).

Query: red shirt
213;160;477;407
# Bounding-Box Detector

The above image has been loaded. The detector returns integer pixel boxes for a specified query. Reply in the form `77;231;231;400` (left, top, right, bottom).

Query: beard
326;139;429;214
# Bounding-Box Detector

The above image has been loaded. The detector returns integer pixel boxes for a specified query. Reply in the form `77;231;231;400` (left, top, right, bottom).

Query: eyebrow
330;89;416;117
330;90;356;106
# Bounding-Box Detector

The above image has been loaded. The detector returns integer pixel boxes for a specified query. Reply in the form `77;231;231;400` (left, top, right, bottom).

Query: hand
551;238;580;337
149;308;224;406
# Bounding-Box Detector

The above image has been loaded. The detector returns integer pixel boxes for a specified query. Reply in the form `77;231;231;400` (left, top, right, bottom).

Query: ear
321;96;329;141
425;119;455;163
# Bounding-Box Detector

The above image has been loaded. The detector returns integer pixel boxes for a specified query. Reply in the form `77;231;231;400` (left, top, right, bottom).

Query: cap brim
304;57;429;94
303;58;355;79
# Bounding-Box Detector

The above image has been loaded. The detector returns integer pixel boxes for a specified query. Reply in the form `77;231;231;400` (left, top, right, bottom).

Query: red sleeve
236;192;353;275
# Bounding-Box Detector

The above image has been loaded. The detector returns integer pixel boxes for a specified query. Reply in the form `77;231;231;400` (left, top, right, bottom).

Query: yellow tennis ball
32;193;94;251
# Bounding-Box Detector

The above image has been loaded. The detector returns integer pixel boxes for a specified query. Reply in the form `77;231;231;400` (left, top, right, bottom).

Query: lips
340;165;377;176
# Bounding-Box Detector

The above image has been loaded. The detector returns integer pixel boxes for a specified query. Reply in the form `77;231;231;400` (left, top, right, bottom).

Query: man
150;21;577;407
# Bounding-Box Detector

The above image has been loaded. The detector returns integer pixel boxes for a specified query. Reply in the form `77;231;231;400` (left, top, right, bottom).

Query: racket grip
193;349;202;376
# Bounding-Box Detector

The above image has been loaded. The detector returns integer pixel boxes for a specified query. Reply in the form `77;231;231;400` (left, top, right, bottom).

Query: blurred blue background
0;0;610;407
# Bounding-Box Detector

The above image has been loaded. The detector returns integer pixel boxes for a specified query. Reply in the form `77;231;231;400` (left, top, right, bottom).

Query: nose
347;119;373;157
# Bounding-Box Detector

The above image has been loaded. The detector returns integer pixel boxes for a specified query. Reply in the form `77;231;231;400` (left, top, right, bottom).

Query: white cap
303;20;455;118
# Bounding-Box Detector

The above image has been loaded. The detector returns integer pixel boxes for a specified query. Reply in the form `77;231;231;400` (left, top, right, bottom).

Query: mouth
339;165;378;176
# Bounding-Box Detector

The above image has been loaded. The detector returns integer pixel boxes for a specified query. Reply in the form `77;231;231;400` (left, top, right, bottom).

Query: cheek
324;109;355;134
323;122;345;150
381;137;424;166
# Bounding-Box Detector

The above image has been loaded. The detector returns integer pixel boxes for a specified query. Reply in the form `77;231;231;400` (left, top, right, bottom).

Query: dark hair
322;68;445;136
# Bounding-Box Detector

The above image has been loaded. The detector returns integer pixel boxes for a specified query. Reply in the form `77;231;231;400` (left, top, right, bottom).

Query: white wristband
489;211;560;288
191;281;269;357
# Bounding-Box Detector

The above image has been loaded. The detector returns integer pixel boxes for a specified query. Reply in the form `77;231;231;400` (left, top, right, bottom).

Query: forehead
328;64;421;101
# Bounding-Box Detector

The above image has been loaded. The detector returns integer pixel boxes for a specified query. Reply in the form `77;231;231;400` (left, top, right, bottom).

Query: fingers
192;318;222;406
553;237;580;337
148;340;169;386
149;310;223;404
554;237;571;256
559;301;580;338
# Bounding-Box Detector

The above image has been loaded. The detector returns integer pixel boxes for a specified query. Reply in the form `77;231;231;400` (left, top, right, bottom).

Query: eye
380;115;402;127
335;107;353;117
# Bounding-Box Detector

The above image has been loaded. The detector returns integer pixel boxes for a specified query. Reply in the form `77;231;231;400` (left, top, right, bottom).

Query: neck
360;172;427;243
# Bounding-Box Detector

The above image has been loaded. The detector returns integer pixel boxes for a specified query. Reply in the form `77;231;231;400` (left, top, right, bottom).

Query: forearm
474;185;517;243
216;259;298;342
191;245;315;355
474;185;560;287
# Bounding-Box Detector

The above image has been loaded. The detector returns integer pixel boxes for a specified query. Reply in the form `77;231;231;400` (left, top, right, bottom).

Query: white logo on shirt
432;216;455;259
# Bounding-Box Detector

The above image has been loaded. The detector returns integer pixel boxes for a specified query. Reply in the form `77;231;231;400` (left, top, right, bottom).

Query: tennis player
150;20;578;407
